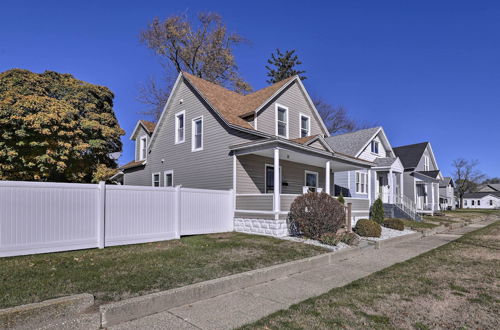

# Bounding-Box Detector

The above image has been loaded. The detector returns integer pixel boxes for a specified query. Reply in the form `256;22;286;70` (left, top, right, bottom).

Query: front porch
413;172;440;215
230;137;372;236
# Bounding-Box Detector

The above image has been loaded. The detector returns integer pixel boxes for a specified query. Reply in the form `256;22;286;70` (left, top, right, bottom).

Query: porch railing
394;194;418;220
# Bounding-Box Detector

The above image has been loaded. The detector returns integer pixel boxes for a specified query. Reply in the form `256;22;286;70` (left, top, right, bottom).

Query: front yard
240;215;500;329
0;232;327;309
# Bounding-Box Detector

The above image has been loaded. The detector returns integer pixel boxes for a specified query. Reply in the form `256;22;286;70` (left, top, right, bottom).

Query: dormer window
175;111;185;144
139;135;147;160
370;141;379;154
424;155;430;171
275;104;288;138
300;114;310;138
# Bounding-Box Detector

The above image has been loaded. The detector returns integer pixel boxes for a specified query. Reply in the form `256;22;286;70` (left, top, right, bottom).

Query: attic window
139;136;147;161
370;141;379;154
300;114;310;138
276;104;288;138
175;111;185;144
424;155;430;171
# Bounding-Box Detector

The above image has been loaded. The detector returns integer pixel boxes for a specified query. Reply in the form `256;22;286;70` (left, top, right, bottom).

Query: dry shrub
288;192;346;240
354;219;382;237
383;218;405;231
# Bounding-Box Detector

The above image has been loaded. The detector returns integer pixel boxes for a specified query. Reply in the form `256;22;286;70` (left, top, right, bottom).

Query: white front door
378;174;389;203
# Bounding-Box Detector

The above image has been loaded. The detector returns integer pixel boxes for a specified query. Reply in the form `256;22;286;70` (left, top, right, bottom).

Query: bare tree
140;12;251;120
452;158;485;208
313;98;369;135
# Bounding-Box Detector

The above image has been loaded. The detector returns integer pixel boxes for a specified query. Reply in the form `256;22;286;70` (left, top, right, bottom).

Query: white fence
0;181;234;257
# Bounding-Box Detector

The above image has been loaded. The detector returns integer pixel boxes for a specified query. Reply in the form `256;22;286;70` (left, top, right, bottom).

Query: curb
367;232;423;249
0;294;94;330
99;246;363;327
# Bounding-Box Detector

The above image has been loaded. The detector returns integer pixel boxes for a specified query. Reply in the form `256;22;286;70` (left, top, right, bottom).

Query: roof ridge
393;141;429;149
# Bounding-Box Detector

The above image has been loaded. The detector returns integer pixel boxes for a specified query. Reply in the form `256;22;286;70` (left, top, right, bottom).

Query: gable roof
479;183;500;192
440;177;454;188
373;157;398;167
120;160;145;170
393;142;430;170
130;120;156;140
463;191;500;199
416;170;441;179
182;72;294;130
324;127;382;157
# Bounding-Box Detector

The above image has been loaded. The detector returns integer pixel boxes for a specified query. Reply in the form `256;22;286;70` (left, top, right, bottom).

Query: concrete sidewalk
110;218;497;330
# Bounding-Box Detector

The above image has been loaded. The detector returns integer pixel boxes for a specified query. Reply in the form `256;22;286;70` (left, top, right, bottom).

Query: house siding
403;172;415;201
415;146;438;171
333;170;370;199
123;79;259;189
236;154;331;194
358;135;388;161
123;166;150;186
255;81;325;139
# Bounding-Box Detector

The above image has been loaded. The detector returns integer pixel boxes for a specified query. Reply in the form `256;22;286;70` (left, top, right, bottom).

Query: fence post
229;189;235;231
97;181;106;248
346;202;352;232
175;185;181;239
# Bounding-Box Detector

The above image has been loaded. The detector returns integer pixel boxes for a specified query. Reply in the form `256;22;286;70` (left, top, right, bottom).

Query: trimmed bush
370;198;385;224
354;219;382;237
383;218;405;231
318;233;340;246
337;193;345;205
288;192;346;240
338;232;360;246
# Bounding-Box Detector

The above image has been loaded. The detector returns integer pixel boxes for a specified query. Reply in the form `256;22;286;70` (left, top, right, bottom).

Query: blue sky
1;0;499;177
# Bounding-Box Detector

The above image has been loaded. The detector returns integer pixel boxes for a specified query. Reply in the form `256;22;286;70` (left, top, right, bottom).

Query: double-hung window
164;170;173;187
276;104;288;138
139;136;147;160
152;173;160;187
192;116;203;151
175;111;185;144
300;114;310;138
370;141;379;154
490;200;493;206
477;200;481;206
424;156;430;171
304;171;318;192
472;200;475;206
464;200;467;206
355;171;367;194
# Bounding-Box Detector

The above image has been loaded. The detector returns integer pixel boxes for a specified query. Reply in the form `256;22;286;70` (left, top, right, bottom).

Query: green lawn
0;232;327;309
240;218;500;329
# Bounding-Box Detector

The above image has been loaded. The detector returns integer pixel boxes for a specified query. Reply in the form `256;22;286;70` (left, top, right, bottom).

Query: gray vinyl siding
124;79;258;189
403;172;415;201
236;154;332;194
255;81;325;138
333;170;370;199
236;195;273;211
415;146;438;171
358;135;388;161
123;166;150;186
134;126;149;161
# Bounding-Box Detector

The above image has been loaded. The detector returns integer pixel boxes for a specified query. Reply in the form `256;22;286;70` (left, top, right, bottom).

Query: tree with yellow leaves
0;69;124;182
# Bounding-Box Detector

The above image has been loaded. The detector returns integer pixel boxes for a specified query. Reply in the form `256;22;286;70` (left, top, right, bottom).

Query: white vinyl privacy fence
0;181;234;257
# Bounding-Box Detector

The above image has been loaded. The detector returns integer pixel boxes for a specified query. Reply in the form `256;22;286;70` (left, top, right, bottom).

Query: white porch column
273;148;280;219
325;161;331;195
388;169;394;204
368;170;372;205
430;182;435;215
400;172;404;200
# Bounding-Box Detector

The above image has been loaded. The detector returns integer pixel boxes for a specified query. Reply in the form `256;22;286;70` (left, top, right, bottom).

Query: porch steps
383;203;422;222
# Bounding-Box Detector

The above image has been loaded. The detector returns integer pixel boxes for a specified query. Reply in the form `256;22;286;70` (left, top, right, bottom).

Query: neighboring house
462;192;500;209
477;183;500;192
119;72;373;236
325;127;420;221
393;142;442;215
439;177;455;210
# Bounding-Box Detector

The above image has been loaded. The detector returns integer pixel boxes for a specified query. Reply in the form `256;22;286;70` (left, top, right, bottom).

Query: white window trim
164;170;174;187
424;155;430;171
264;164;282;194
304;170;319;189
370;140;379;155
151;172;160;187
299;113;310;138
175;110;185;144
275;103;289;139
355;171;368;194
191;116;203;152
138;135;147;161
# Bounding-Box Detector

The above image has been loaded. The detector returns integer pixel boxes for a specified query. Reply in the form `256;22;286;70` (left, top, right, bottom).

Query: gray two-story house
118;72;372;236
393;142;442;215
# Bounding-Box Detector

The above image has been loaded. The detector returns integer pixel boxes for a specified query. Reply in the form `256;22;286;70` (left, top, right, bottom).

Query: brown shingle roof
120;160;145;170
182;72;295;130
290;134;320;145
140;120;156;134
